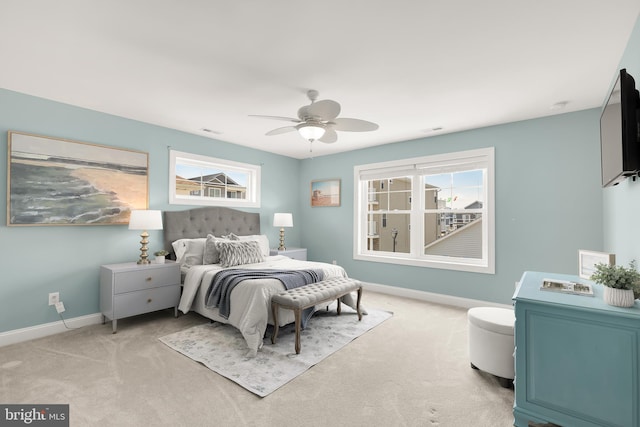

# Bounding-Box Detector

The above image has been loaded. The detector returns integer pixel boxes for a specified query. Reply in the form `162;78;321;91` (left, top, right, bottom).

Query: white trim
353;147;495;274
169;149;261;208
0;313;103;348
361;282;513;310
353;252;492;274
0;285;512;348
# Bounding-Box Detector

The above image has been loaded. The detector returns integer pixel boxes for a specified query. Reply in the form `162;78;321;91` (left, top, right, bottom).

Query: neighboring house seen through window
169;150;260;208
354;147;494;274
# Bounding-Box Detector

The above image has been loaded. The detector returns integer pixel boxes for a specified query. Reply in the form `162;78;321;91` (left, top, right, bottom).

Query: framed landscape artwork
311;179;340;207
7;131;149;226
578;250;616;279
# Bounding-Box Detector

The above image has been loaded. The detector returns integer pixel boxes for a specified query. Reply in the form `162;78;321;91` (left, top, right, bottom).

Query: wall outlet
48;292;60;306
332;260;337;265
55;301;65;314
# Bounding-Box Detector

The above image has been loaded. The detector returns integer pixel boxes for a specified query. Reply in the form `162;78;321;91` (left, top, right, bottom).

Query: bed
163;206;359;356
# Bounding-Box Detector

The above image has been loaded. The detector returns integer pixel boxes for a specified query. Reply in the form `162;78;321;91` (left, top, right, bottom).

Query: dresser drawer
113;285;180;319
113;267;180;294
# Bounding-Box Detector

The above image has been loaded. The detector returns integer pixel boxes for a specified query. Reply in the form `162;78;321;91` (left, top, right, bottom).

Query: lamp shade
128;210;163;230
273;213;293;228
297;124;325;141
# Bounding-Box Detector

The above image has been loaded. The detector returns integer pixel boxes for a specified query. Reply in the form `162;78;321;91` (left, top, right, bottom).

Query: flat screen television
600;68;640;187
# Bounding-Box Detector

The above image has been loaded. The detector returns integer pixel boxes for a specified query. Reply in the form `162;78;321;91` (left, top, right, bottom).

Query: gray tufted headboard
163;206;260;260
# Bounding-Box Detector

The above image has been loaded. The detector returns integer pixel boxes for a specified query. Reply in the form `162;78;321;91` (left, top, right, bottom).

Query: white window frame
169;150;261;208
353;147;494;274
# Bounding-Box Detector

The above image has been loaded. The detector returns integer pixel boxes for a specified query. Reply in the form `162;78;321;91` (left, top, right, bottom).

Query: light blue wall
5;12;640;331
603;15;640;265
299;110;604;304
0;89;300;333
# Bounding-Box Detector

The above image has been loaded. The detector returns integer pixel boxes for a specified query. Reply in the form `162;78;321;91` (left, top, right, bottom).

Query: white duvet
178;255;357;356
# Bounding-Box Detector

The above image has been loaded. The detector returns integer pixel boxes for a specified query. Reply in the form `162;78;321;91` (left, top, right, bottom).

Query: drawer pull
147;298;152;303
146;277;152;282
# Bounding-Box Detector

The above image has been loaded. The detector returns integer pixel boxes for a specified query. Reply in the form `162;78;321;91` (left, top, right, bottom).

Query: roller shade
358;154;487;180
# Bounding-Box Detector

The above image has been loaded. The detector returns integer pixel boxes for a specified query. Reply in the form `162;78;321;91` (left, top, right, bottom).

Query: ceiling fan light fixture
297;123;325;141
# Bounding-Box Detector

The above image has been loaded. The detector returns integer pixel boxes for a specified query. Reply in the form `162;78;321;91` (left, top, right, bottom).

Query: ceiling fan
250;90;379;144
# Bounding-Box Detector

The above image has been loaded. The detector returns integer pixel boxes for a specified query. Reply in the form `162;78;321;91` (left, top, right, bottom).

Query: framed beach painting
311;179;340;207
578;250;615;279
7;131;148;226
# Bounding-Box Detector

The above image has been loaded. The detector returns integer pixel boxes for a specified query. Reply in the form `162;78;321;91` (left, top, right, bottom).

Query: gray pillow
216;240;265;268
203;234;222;265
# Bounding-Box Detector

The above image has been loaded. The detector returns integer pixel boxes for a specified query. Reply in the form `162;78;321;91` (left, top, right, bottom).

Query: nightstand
100;261;181;333
269;247;307;261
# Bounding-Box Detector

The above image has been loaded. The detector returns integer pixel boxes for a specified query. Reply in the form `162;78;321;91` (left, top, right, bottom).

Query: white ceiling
2;1;640;159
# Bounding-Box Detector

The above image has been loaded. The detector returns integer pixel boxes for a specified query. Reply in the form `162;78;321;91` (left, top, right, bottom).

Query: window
169;150;261;208
354;147;494;274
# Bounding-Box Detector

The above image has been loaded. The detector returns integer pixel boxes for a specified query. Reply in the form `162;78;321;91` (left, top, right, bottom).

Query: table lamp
273;213;293;251
128;210;163;264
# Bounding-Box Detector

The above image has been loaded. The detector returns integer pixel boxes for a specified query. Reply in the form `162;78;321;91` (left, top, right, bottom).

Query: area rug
159;307;392;397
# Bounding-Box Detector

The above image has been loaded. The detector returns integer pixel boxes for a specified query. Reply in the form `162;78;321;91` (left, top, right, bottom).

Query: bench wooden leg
271;283;364;354
271;302;280;344
294;308;302;354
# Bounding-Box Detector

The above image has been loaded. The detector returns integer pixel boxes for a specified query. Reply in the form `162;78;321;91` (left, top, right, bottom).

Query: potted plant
591;260;640;307
154;250;169;264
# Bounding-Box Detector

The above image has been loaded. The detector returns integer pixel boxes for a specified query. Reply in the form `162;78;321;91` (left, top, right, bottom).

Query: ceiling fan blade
331;118;379;132
306;99;341;121
249;114;301;123
319;127;338;143
265;126;297;136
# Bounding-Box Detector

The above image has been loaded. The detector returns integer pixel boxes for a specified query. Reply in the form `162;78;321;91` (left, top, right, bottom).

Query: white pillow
234;234;270;257
172;238;206;266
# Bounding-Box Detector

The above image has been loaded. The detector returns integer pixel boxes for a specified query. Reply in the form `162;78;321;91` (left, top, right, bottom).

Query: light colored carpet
0;291;515;426
160;305;391;397
159;307;392;397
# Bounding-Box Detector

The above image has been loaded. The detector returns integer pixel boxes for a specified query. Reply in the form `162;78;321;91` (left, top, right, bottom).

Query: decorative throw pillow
215;240;265;268
203;234;225;265
219;233;269;257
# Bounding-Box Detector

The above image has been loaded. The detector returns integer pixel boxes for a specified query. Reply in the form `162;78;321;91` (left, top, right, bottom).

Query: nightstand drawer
113;267;180;294
113;285;180;319
269;248;307;261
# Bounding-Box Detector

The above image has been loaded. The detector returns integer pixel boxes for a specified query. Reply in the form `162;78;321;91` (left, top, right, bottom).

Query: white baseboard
1;285;510;348
0;313;103;348
362;282;513;310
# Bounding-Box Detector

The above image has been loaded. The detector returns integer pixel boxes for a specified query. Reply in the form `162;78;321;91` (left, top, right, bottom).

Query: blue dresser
513;271;640;427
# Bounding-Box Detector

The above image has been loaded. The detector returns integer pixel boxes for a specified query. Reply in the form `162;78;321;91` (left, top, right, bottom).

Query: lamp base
278;228;286;251
137;231;150;264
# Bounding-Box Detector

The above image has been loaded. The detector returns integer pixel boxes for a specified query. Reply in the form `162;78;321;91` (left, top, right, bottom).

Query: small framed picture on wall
310;179;340;207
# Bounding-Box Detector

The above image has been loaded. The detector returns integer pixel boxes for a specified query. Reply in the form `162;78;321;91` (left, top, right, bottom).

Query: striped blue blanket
205;269;325;320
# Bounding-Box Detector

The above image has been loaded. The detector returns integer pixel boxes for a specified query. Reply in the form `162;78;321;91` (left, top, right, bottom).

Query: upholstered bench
271;277;363;354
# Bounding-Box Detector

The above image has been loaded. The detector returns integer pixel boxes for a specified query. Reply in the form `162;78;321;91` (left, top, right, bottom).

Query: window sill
353;252;494;274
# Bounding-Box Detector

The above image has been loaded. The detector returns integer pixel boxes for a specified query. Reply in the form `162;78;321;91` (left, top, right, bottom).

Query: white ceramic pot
155;255;166;264
603;286;635;308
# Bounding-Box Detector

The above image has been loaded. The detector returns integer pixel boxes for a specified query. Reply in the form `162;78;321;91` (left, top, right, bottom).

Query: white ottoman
467;307;515;388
